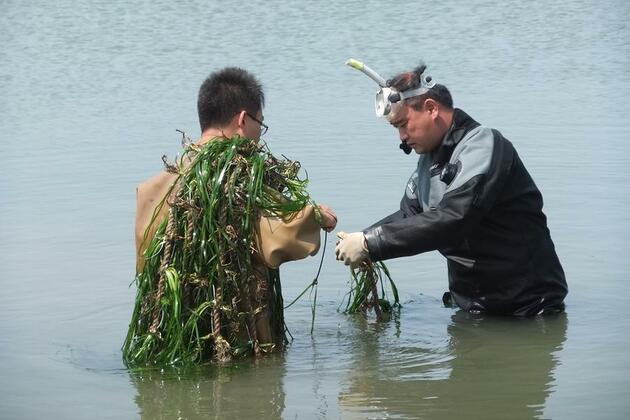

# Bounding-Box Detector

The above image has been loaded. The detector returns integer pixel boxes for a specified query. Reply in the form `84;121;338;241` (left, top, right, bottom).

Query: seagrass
342;261;400;320
123;134;314;366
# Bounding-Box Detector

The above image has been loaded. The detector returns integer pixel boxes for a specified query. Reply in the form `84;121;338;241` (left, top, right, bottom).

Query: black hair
387;63;453;109
197;67;265;132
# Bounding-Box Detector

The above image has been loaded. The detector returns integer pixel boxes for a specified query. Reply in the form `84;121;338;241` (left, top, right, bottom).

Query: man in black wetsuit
336;63;567;316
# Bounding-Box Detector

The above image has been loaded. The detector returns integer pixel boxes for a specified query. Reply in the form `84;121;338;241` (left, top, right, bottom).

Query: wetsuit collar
442;108;480;147
432;109;480;165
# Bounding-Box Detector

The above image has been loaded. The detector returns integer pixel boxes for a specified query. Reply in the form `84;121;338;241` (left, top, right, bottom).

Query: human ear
236;110;247;128
424;99;439;117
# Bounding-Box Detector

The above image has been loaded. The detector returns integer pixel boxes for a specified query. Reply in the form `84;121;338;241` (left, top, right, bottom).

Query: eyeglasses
246;112;269;136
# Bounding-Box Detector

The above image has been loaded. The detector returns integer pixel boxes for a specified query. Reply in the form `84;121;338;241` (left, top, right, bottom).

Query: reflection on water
130;356;286;419
340;311;567;419
132;303;568;419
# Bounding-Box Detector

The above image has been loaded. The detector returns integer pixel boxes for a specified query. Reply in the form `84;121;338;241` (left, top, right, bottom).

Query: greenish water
1;0;629;419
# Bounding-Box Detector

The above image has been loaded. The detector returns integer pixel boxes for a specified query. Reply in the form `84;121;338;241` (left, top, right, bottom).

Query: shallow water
1;0;629;419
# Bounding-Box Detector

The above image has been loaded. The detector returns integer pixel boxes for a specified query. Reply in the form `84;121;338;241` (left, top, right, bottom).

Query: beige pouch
254;205;321;269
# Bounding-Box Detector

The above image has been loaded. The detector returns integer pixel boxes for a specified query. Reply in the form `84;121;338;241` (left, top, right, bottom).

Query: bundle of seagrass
342;261;400;321
123;134;314;366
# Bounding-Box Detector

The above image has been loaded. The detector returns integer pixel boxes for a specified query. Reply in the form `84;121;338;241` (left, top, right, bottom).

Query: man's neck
198;127;236;145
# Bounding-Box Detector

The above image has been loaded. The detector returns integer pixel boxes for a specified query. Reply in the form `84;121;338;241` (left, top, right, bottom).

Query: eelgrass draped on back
123;135;312;366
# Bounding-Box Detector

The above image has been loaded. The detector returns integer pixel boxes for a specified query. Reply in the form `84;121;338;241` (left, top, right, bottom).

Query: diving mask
346;58;436;121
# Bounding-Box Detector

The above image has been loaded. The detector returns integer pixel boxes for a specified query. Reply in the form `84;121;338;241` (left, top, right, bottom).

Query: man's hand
317;204;337;232
335;231;369;268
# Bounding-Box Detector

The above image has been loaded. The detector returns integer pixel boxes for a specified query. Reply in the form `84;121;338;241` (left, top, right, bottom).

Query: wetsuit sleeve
364;128;513;261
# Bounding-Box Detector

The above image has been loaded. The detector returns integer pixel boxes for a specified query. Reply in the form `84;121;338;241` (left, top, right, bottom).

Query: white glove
335;231;369;268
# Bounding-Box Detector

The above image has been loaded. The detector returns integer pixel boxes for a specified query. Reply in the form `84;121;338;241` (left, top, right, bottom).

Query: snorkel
345;58;436;154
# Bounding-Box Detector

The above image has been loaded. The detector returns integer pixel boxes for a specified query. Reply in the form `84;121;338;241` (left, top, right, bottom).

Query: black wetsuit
364;109;567;316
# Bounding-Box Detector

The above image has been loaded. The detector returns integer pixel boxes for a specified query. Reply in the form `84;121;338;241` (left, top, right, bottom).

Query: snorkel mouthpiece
400;141;412;155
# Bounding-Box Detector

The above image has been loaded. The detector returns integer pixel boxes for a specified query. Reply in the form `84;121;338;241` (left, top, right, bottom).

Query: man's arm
364;128;514;261
135;171;179;273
